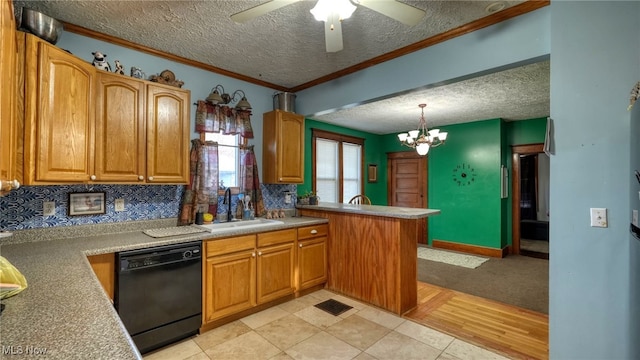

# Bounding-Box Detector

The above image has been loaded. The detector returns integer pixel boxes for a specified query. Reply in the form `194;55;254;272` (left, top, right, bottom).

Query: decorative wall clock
452;163;477;186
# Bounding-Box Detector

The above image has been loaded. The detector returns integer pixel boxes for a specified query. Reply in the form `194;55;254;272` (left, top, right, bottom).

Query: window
204;132;239;188
312;129;364;203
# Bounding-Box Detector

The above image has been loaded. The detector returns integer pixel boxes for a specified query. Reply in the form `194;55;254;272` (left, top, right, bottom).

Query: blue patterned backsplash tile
0;183;297;231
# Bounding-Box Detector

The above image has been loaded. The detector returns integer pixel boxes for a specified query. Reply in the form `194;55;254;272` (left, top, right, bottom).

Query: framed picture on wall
368;164;378;183
68;192;106;216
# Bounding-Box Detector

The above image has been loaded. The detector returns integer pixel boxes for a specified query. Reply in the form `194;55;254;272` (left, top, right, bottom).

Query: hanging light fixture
310;0;357;22
397;104;448;156
205;85;252;110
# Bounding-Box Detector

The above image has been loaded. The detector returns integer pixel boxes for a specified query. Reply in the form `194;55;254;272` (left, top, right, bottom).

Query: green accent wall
302;117;547;250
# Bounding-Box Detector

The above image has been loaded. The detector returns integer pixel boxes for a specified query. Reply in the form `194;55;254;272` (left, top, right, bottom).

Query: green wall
302;117;547;250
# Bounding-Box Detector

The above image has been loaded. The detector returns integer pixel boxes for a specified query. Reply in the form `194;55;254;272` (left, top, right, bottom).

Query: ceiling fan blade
356;0;426;26
231;0;301;23
324;14;343;53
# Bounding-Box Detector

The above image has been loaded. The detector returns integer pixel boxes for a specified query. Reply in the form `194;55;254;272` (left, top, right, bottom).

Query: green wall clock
452;163;477;186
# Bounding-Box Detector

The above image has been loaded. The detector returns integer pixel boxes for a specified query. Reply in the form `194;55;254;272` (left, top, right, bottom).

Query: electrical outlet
285;193;292;204
590;208;608;228
633;210;639;227
43;201;55;216
115;199;125;212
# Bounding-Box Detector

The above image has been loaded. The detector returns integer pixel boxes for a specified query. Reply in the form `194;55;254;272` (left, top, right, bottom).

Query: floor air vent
314;299;353;316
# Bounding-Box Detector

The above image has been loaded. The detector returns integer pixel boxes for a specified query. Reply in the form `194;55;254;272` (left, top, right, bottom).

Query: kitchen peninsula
297;202;440;315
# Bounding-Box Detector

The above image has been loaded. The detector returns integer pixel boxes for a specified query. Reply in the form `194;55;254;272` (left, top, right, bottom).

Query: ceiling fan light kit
231;0;426;53
398;104;448;156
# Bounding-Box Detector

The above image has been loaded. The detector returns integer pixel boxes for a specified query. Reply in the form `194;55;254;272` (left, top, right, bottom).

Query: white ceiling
12;0;549;134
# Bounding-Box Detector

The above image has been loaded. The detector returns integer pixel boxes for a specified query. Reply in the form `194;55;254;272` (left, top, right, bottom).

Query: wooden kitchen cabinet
256;229;296;303
95;72;146;182
297;224;327;290
262;110;304;184
145;84;190;183
203;229;295;324
88;253;115;301
23;33;96;183
0;0;18;191
203;235;256;323
20;33;190;184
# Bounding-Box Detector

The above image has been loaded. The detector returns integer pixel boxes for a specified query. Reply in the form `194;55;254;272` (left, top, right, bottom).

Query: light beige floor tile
143;339;202;360
355;306;405;330
256;314;321;350
436;353;462;360
278;295;323;314
395;320;455;350
306;289;337;301
269;352;295;360
365;331;441;360
285;331;361;360
194;320;252;351
325;315;391;350
183;352;211;360
294;305;344;329
240;306;290;329
443;339;510;360
204;331;281;360
354;352;378;360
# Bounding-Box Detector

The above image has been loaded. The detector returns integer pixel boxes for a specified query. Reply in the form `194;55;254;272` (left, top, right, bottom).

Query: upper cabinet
262;110;304;184
20;33;190;185
0;0;20;194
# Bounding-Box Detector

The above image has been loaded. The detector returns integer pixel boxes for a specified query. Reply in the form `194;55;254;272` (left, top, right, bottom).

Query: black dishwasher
115;241;202;354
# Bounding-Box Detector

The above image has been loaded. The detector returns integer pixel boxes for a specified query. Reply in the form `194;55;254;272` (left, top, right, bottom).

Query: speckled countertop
0;216;327;360
297;202;441;219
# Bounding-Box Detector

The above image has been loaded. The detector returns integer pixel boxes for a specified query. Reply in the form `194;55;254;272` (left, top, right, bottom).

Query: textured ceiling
12;0;549;134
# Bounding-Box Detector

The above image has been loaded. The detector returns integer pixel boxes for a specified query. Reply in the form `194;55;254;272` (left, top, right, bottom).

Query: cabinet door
263;110;304;184
204;250;256;322
25;35;96;183
146;84;189;184
256;241;295;304
298;236;327;290
88;253;115;301
95;73;146;182
0;0;16;186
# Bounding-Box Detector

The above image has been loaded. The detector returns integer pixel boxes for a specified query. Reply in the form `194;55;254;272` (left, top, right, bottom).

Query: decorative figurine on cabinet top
113;60;125;75
130;67;145;79
91;51;111;72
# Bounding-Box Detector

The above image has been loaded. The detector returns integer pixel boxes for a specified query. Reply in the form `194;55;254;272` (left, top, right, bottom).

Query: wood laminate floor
405;282;549;360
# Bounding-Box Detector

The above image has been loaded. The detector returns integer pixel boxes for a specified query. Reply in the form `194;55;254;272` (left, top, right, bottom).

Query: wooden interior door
387;152;428;244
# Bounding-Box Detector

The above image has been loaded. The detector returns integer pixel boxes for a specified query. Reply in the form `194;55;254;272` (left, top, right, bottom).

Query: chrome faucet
223;188;232;222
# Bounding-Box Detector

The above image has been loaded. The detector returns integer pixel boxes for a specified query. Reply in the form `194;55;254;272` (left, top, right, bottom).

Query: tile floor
143;289;510;360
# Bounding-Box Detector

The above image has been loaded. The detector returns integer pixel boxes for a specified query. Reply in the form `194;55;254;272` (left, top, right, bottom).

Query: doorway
387;151;427;244
511;143;550;259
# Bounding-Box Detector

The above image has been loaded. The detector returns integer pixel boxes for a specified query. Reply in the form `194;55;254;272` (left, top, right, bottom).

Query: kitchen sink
193;218;284;233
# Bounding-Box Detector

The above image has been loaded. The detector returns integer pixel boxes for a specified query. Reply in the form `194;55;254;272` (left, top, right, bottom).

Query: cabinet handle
299;243;303;248
90;175;96;181
310;229;318;235
148;176;154;181
258;251;262;256
252;252;256;257
138;175;144;181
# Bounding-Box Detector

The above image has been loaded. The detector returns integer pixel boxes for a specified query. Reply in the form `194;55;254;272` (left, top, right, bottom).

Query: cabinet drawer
257;229;296;247
206;235;256;257
297;224;328;240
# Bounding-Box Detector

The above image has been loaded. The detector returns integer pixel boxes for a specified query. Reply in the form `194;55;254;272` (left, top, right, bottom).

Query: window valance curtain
195;100;254;138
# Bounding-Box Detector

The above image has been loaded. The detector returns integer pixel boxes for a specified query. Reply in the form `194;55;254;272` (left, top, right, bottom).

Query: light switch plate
285;193;292;204
115;199;125;212
43;201;55;216
590;208;608;228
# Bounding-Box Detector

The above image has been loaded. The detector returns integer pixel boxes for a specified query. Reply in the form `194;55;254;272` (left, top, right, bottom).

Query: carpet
417;247;489;269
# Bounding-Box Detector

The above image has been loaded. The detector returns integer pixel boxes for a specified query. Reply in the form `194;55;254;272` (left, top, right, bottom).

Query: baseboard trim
432;239;507;258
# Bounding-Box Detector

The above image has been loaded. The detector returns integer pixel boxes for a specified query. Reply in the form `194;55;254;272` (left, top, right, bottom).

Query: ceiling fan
231;0;426;53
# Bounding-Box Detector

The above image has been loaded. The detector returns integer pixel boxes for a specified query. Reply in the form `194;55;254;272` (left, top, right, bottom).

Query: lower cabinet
87;253;115;301
297;224;328;290
203;229;296;324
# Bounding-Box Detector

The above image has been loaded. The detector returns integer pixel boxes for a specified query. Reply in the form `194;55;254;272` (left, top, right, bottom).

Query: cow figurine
113;60;125;75
91;51;111;72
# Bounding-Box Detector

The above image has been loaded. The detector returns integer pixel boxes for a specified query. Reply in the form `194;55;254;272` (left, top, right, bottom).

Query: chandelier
397;104;448;156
